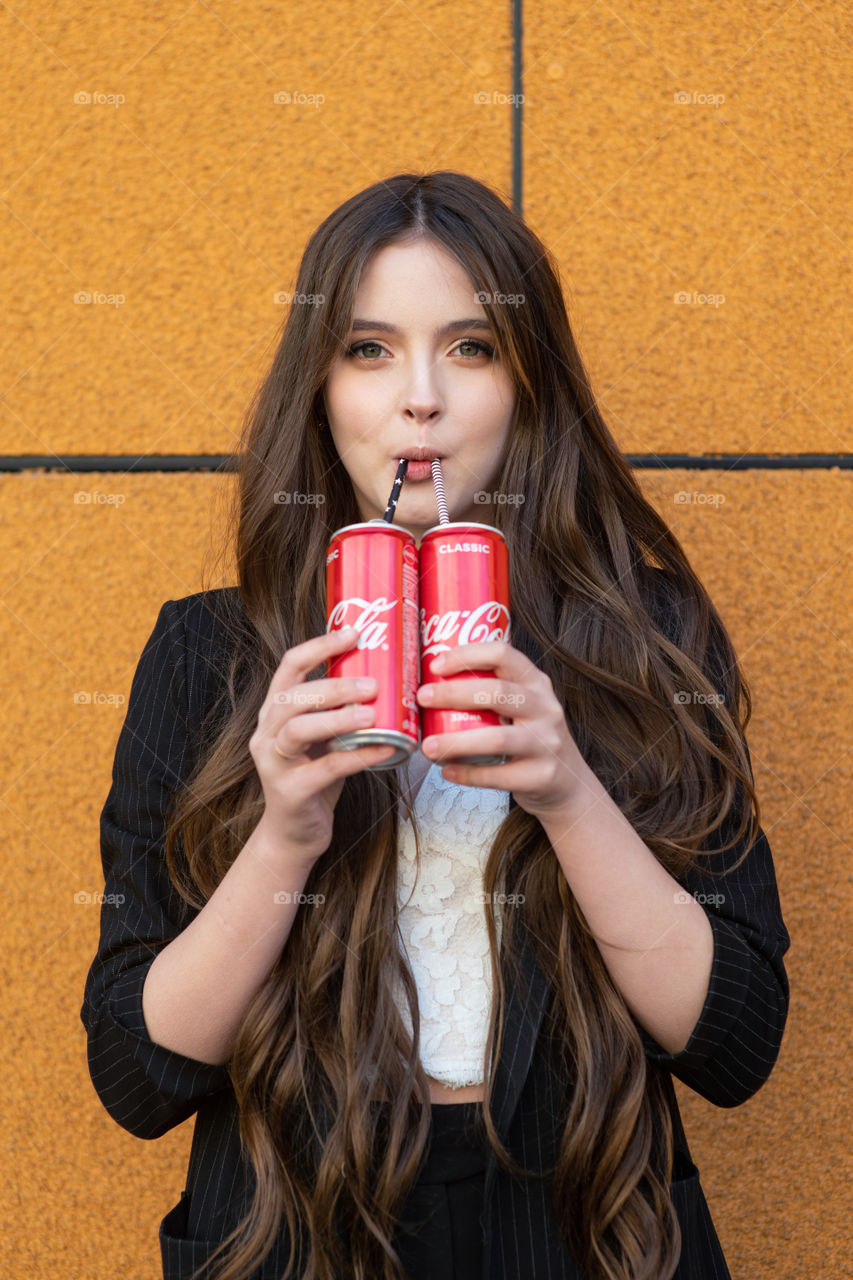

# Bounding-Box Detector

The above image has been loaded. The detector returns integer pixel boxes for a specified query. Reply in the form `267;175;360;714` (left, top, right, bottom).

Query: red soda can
325;519;419;769
418;522;511;765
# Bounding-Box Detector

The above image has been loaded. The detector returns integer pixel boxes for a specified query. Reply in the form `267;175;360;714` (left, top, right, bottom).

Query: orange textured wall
1;4;849;1278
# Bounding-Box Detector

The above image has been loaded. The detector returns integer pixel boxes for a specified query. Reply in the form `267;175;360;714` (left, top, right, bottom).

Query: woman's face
323;237;517;547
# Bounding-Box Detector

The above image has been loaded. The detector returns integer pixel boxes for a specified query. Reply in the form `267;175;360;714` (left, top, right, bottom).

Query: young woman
81;171;790;1280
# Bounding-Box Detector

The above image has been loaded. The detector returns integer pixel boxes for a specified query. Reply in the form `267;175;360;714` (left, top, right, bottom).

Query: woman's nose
399;353;445;412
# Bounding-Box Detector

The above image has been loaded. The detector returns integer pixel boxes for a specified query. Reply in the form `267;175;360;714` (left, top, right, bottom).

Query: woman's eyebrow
350;318;493;336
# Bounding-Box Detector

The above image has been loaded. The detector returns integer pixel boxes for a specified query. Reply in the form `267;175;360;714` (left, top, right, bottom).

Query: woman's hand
416;640;592;821
249;628;395;865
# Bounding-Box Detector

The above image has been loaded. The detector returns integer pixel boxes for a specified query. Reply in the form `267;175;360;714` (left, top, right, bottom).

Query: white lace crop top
392;758;510;1089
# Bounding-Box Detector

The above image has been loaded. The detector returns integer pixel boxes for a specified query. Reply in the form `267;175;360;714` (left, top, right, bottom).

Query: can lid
330;520;416;538
421;521;503;537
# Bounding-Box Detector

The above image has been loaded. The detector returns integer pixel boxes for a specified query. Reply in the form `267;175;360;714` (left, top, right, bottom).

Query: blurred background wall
1;3;849;1276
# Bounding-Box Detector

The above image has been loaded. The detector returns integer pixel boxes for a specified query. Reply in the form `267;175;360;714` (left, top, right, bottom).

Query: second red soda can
418;521;511;765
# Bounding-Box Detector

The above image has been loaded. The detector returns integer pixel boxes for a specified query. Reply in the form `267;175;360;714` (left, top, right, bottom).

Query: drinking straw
383;458;409;522
431;458;450;524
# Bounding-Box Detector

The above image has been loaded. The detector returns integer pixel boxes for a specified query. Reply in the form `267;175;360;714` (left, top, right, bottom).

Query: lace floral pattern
393;763;510;1087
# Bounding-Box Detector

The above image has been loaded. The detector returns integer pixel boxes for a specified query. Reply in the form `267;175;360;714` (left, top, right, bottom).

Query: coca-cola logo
421;600;510;659
328;597;397;650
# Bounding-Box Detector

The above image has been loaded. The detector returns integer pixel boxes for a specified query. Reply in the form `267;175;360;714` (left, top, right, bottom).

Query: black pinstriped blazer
81;587;791;1280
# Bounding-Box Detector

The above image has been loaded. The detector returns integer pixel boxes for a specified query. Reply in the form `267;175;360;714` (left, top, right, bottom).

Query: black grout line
0;455;852;473
512;0;523;216
0;455;238;472
626;454;853;470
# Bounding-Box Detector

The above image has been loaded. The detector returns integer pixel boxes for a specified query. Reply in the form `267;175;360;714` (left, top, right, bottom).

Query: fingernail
432;654;446;670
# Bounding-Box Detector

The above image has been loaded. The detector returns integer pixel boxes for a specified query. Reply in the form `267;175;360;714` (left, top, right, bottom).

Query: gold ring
273;742;295;760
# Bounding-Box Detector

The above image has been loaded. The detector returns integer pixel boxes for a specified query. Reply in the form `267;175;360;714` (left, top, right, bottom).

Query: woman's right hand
248;627;395;865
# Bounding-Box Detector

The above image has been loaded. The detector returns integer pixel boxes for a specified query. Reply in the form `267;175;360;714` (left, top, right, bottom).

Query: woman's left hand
416;640;592;821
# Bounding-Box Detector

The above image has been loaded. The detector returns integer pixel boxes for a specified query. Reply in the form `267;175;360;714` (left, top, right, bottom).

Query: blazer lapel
488;791;553;1133
489;914;552;1136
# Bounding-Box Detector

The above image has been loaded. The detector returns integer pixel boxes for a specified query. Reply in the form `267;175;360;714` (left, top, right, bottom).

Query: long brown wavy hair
163;170;759;1280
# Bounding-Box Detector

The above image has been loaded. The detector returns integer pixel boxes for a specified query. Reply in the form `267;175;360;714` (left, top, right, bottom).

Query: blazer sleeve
80;598;233;1140
631;573;792;1107
635;793;791;1108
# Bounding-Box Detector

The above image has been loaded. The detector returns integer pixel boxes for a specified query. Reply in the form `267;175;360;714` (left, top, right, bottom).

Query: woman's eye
347;340;385;360
456;339;495;358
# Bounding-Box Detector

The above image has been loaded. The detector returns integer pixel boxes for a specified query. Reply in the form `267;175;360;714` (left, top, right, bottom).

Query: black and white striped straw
431;458;450;524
